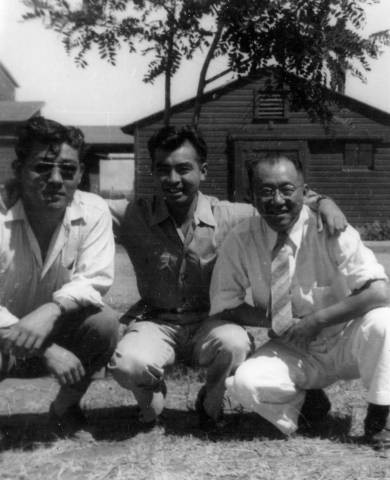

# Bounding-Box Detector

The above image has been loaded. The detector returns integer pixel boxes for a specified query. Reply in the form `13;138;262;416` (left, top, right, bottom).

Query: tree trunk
192;18;224;128
163;11;175;127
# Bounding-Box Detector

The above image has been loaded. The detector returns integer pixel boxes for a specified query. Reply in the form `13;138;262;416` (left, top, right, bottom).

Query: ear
303;183;309;196
200;162;208;180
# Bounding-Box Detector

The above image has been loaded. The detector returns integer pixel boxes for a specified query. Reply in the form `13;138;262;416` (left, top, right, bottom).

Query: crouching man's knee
195;322;252;371
361;307;390;341
108;342;163;391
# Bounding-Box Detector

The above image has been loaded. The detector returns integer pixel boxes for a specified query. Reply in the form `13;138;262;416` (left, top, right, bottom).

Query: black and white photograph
0;1;390;478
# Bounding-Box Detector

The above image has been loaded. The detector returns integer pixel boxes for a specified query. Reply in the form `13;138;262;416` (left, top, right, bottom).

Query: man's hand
317;198;348;236
281;314;322;350
3;303;62;355
44;344;86;386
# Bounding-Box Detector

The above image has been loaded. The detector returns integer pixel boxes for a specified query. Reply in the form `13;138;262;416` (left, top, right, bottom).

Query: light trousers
108;318;252;422
226;307;390;435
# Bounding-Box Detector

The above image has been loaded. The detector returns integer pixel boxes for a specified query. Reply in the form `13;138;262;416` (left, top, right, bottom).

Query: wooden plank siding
131;76;390;226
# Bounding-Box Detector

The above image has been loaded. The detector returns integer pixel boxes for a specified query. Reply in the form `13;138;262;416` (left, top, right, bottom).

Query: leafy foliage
357;220;390;240
220;0;390;122
21;0;390;125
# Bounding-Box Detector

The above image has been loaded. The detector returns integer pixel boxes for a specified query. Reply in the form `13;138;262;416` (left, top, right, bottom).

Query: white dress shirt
210;205;387;345
0;190;114;326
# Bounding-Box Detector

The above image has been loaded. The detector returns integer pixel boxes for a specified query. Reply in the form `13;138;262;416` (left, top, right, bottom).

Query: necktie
270;232;293;336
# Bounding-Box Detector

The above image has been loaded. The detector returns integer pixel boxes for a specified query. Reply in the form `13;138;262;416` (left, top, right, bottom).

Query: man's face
18;141;83;213
252;158;306;232
152;140;207;209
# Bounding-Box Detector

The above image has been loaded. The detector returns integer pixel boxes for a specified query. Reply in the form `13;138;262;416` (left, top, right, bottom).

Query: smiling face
17;141;83;215
152;140;207;210
251;157;306;232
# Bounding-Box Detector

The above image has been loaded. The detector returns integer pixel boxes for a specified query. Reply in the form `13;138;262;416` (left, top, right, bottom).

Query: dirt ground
0;245;390;479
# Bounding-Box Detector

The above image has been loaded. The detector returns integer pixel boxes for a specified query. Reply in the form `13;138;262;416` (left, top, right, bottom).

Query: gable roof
79;125;133;145
122;71;390;134
0;101;44;123
0;62;19;88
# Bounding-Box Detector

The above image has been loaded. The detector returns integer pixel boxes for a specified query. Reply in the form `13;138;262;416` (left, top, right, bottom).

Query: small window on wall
344;143;374;170
253;90;288;121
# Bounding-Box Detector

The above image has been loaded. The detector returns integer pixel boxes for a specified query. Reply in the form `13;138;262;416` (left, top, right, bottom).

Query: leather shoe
48;404;92;439
195;386;224;432
137;380;167;429
364;404;390;449
299;389;331;427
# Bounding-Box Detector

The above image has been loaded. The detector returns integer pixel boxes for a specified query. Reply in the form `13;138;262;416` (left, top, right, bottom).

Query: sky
0;0;389;127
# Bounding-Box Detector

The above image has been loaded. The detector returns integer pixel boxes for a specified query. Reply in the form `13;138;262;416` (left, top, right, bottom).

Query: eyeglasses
32;161;79;180
256;185;301;199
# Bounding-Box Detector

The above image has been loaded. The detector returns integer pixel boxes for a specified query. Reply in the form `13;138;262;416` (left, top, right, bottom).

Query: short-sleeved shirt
109;192;256;323
0;190;115;327
210;205;387;343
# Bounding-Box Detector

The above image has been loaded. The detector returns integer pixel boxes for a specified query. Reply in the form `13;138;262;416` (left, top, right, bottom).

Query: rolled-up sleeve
210;230;250;315
330;225;388;292
53;203;115;310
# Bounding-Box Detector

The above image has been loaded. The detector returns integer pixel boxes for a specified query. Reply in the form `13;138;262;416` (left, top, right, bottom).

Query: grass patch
0;246;389;479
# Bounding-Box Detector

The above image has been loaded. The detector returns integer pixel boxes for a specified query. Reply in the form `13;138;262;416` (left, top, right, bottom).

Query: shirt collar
3;190;85;225
149;191;217;228
262;205;309;255
4;198;25;222
66;190;84;224
193;192;217;227
150;196;170;226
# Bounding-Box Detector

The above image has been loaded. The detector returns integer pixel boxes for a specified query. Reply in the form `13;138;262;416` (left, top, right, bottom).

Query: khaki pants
108;318;253;421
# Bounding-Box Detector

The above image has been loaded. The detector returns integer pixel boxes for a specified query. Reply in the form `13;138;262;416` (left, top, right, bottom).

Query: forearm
214;302;268;327
303;189;325;208
312;280;389;331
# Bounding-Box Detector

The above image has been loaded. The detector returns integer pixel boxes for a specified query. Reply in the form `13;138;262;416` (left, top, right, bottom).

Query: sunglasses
32;161;79;180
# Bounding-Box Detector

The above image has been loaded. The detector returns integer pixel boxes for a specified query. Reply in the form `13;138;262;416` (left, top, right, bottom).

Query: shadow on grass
298;413;353;442
0;408;360;451
89;407;358;444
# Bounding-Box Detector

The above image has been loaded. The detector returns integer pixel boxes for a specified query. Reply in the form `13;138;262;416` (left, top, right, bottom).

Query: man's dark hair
247;152;304;188
15;116;85;163
147;125;207;166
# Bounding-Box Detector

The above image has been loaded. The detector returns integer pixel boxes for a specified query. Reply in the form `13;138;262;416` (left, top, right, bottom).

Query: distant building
0;61;134;196
122;69;390;226
0;61;44;183
80;126;134;199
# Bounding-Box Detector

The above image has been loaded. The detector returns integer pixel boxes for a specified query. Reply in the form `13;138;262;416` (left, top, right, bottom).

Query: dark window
344;143;374;170
253;90;288;121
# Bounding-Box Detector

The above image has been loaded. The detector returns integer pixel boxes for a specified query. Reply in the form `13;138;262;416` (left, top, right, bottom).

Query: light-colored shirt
210;205;387;343
0;190;114;326
109;192;256;322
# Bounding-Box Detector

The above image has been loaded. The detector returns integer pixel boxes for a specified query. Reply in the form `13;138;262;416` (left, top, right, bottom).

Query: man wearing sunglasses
0;116;118;441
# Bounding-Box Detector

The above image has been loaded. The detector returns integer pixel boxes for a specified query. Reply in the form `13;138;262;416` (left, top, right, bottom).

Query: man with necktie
209;152;390;448
108;126;347;431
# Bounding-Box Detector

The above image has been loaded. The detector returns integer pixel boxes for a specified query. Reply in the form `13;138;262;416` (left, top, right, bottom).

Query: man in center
108;126;346;429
